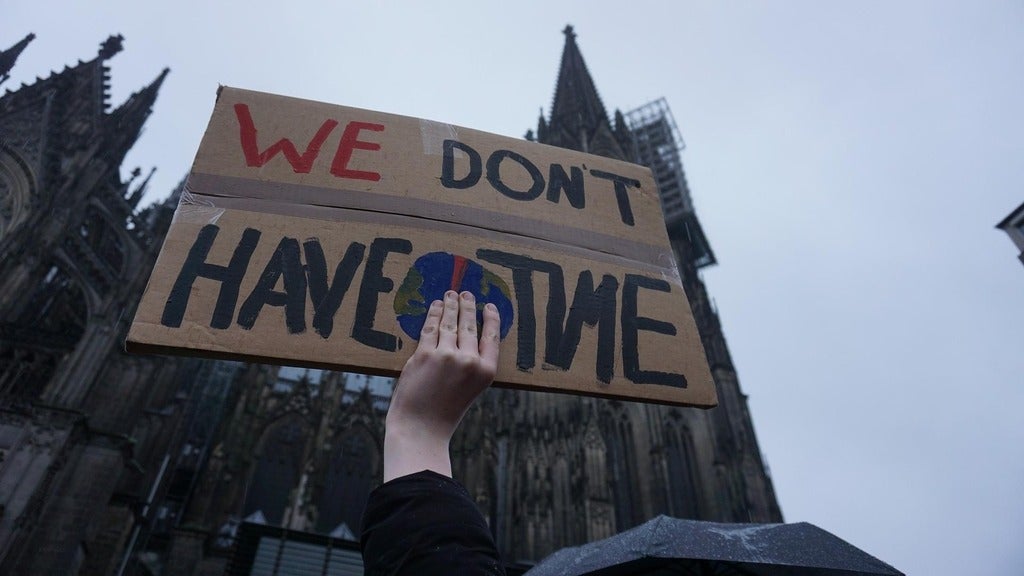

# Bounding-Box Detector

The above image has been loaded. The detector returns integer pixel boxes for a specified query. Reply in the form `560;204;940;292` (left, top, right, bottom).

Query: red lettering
330;121;385;181
234;103;338;173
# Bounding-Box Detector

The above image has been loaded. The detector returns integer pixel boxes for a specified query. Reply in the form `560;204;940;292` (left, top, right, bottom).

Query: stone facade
165;369;390;574
0;33;222;575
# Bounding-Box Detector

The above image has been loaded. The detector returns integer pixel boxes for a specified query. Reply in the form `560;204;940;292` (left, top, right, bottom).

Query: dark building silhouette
498;25;780;557
0;33;243;575
0;26;781;575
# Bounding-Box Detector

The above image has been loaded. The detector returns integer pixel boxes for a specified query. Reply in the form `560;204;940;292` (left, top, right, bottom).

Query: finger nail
461;291;474;301
445;290;457;299
486;303;496;312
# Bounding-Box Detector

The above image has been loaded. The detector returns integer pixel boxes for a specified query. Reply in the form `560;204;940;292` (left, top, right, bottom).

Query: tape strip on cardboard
174;190;682;283
186;172;672;268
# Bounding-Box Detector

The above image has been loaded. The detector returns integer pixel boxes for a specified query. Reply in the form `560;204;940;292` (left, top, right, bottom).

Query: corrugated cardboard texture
127;87;716;407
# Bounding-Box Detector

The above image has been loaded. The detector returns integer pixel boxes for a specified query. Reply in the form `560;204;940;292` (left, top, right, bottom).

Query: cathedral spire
0;33;36;87
104;67;169;165
545;25;612;151
127;166;156;208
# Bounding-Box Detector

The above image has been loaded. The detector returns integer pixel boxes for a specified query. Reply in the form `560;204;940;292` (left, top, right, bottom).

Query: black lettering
161;224;260;329
237;237;307;333
486;149;545;201
621;274;686;388
440;139;482;189
477;249;563;371
303;238;366;339
353;237;412;351
546;164;585;209
589;169;640;226
546;271;618;383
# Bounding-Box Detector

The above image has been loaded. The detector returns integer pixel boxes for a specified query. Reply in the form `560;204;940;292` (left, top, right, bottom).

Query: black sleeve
360;470;505;576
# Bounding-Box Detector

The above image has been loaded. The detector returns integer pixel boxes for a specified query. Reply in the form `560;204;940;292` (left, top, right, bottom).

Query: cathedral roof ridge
0;36;120;101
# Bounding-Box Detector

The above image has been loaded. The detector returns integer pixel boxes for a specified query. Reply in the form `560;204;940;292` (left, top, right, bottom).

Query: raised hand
383;290;501;482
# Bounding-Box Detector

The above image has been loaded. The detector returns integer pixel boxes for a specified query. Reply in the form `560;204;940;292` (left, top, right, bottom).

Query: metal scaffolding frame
625;98;692;222
625;98;716;269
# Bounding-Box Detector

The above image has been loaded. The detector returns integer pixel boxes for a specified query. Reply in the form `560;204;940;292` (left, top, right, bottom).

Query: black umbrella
525;515;903;576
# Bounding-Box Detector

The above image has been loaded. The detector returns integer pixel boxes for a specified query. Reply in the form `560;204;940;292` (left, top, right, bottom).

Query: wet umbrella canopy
525;515;904;576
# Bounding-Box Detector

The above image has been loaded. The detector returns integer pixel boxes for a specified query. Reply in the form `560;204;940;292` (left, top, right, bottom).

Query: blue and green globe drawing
394;252;514;341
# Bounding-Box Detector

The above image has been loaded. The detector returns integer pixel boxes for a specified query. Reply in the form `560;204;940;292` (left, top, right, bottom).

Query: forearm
383;420;452;482
363;292;504;574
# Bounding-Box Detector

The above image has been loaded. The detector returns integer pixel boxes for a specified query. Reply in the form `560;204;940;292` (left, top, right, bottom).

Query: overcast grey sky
6;1;1023;574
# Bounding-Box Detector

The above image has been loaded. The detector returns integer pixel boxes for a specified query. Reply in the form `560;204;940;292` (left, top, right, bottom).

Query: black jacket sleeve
360;470;505;576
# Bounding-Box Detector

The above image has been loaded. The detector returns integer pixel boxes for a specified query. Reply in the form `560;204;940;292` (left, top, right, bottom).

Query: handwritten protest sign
126;87;716;407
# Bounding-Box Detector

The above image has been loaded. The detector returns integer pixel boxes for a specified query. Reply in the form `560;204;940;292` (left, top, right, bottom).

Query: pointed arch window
79;207;125;275
0;264;87;399
315;427;379;536
243;415;309;525
604;414;640;531
18;264;88;339
551;450;573;545
665;420;702;518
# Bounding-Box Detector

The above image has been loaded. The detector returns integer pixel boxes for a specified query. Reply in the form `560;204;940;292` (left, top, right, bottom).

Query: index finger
478;302;501;371
417;299;443;351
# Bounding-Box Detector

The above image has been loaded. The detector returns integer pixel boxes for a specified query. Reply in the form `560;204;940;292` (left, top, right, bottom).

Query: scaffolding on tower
625;98;717;269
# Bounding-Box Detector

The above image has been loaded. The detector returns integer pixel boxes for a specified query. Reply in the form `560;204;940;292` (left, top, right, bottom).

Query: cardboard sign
126;87;716;407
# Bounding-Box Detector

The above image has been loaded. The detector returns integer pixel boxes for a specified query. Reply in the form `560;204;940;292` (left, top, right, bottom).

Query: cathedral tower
0;34;218;575
459;25;782;561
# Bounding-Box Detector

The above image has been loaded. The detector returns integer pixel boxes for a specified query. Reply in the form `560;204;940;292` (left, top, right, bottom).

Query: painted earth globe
394;252;515;341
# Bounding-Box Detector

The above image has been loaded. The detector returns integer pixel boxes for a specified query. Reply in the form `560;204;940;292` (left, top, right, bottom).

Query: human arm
382;289;501;481
360;290;505;575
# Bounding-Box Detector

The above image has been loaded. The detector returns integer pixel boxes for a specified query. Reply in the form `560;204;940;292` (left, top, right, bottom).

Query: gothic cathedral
0;28;780;576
